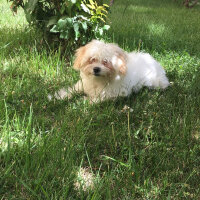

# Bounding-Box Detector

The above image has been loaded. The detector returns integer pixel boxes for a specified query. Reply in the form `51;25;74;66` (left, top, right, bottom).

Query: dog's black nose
93;67;101;75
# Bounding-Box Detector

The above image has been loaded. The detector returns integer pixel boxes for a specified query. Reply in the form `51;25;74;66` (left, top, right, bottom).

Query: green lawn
0;0;200;199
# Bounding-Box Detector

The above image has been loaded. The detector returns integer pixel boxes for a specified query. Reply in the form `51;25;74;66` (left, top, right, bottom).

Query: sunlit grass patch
0;103;43;152
148;23;166;37
108;0;200;55
0;2;27;27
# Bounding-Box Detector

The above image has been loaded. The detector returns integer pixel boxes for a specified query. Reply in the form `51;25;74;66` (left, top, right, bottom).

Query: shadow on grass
0;27;35;55
0;26;64;60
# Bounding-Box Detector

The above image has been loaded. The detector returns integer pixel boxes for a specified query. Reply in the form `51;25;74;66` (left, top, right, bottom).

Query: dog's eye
89;58;96;64
102;60;108;65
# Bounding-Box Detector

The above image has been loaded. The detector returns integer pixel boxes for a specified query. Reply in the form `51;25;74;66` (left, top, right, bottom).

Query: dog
51;40;170;103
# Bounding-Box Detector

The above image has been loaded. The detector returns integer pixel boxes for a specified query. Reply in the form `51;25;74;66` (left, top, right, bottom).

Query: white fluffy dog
52;40;170;103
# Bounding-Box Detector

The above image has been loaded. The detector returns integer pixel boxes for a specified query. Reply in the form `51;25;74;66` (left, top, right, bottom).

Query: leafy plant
183;0;199;8
50;0;110;45
8;0;110;47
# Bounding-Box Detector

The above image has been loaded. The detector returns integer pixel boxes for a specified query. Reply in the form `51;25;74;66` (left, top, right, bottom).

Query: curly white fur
52;40;170;103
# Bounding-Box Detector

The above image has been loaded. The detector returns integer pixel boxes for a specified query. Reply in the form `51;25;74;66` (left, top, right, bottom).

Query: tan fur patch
118;53;127;75
73;45;87;70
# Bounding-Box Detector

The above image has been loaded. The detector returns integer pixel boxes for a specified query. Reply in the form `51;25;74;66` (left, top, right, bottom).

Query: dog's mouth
94;73;101;76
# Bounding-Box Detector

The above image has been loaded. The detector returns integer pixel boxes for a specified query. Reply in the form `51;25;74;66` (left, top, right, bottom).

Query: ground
0;0;200;199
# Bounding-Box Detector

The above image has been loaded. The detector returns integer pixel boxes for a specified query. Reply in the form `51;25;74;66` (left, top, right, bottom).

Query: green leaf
70;0;76;3
60;31;69;39
47;16;58;27
103;25;110;30
50;25;59;33
98;28;103;36
57;17;73;29
66;17;73;25
81;21;87;31
73;23;80;40
77;15;89;21
103;4;109;7
24;0;38;13
87;4;96;10
57;19;67;29
24;11;32;24
81;3;90;14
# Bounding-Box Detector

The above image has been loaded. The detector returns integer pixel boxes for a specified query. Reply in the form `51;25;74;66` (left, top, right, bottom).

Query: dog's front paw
48;88;72;101
54;88;69;100
89;96;106;104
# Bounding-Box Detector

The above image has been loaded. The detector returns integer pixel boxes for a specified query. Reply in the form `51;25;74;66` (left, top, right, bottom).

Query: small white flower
47;94;52;101
74;167;95;192
121;105;133;113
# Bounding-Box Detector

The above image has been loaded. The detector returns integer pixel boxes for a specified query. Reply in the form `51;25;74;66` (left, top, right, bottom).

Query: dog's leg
68;80;84;96
89;93;107;104
54;88;69;100
48;80;84;101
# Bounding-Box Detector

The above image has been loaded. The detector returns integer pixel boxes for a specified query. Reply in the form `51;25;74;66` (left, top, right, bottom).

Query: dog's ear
73;46;86;70
118;53;127;75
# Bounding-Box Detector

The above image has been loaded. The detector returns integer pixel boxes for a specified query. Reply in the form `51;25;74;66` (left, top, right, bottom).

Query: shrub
9;0;110;48
175;0;199;8
183;0;199;8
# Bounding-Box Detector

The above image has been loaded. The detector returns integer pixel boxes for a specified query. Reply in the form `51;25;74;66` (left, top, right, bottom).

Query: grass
0;0;200;199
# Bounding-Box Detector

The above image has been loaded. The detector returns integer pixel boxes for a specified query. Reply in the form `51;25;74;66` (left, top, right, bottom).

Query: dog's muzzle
93;67;101;76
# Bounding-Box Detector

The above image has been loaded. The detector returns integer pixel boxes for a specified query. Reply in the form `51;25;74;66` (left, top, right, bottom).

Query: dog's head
73;40;127;80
